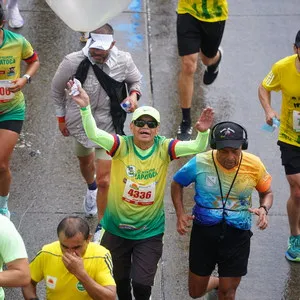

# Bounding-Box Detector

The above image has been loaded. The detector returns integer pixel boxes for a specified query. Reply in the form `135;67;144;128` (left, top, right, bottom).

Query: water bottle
69;78;81;96
261;117;280;132
121;100;131;113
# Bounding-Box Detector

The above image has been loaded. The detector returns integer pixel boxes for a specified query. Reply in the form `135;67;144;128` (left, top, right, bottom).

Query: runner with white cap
51;24;142;228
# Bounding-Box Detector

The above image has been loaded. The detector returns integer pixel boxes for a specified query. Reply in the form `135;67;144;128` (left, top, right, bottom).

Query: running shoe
206;288;218;300
203;47;223;85
177;122;193;141
285;235;300;262
83;189;97;217
7;4;24;29
93;223;105;244
0;208;10;219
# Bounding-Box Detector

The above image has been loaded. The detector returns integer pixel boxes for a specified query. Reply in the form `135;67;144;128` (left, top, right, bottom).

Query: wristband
130;90;140;100
57;116;65;123
80;106;88;111
259;205;269;215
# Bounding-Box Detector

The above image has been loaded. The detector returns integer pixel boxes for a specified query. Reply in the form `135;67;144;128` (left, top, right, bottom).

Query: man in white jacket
51;24;142;232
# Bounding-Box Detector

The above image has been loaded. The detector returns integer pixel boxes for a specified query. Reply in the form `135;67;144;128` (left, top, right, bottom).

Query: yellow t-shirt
177;0;228;22
262;54;300;146
30;241;115;300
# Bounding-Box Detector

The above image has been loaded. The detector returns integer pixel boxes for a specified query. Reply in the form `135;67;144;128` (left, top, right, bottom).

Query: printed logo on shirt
0;56;16;65
126;165;136;177
46;275;57;289
292;96;300;108
206;175;217;187
76;281;86;292
0;70;5;75
135;168;158;180
7;66;15;77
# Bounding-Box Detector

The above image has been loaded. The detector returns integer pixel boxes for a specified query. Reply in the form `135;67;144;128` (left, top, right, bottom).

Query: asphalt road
5;0;300;299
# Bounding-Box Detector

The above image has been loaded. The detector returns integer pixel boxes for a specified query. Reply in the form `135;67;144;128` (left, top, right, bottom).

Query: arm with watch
8;58;40;93
248;188;273;230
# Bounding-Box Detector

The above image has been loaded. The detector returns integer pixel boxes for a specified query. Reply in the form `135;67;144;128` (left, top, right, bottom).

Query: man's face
59;232;90;257
216;147;242;170
130;115;159;144
89;47;111;64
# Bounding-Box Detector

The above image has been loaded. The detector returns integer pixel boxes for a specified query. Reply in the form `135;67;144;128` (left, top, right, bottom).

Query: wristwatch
22;74;31;84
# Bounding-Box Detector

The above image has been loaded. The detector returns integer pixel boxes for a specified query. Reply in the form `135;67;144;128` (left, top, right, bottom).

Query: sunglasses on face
133;120;158;128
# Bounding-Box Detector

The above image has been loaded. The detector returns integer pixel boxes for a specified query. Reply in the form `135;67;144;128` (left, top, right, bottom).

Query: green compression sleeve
175;129;210;157
80;105;115;151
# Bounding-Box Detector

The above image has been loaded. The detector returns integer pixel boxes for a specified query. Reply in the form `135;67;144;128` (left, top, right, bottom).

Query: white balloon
45;0;132;32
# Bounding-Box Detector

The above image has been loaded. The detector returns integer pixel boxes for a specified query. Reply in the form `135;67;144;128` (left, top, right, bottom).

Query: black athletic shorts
278;141;300;175
189;222;252;277
101;231;163;286
177;13;226;57
0;120;23;134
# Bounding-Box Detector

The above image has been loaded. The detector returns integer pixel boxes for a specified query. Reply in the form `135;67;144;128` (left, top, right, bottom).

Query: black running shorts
0;120;23;134
278;141;300;175
177;13;225;57
189;222;252;277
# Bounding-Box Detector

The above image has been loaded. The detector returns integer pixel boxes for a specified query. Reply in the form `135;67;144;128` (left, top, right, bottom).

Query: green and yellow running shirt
262;54;300;146
0;29;37;120
177;0;228;22
80;105;210;240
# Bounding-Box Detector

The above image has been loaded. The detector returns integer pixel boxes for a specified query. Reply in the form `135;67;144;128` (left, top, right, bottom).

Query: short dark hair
57;216;90;240
0;4;4;25
93;23;114;35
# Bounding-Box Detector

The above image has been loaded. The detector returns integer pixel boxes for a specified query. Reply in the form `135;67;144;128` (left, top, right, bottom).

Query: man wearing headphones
171;121;273;300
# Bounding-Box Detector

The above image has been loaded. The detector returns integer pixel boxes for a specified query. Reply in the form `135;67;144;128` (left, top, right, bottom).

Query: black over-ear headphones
210;121;248;150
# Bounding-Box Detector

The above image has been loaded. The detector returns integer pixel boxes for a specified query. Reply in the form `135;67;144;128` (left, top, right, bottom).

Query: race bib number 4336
122;179;155;206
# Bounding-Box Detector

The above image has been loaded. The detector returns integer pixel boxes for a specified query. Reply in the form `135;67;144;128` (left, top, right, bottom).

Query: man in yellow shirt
176;0;228;140
22;216;116;300
258;30;300;262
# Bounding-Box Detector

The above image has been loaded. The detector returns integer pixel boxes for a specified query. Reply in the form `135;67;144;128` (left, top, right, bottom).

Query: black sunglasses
133;120;158;128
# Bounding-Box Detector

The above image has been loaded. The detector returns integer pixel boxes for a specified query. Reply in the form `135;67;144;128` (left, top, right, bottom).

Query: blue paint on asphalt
115;0;144;49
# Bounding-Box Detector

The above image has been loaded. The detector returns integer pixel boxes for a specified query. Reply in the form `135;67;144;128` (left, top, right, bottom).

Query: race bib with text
122;179;156;206
0;80;14;103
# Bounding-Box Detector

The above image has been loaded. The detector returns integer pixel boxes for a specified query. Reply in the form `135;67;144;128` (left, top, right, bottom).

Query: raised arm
70;82;115;151
175;107;214;157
